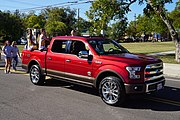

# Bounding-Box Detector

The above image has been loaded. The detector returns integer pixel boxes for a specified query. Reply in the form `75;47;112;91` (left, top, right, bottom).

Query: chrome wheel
30;65;45;85
99;76;125;105
30;66;40;84
102;80;119;104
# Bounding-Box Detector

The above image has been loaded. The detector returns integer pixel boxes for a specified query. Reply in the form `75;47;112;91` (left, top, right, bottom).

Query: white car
18;38;27;45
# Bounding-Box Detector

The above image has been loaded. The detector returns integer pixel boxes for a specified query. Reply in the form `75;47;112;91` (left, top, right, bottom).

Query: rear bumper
124;78;165;94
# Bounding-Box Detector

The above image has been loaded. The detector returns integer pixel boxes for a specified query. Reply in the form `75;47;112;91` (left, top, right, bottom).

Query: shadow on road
43;78;180;111
44;78;99;96
122;86;180;111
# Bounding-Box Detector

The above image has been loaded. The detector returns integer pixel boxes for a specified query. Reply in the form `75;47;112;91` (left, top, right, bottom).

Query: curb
163;63;180;79
0;67;27;75
164;74;180;79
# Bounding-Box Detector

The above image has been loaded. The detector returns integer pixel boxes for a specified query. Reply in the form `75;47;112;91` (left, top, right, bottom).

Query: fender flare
94;69;126;88
27;59;45;75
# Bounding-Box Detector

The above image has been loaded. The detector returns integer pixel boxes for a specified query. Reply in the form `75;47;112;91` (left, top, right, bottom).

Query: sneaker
4;70;7;74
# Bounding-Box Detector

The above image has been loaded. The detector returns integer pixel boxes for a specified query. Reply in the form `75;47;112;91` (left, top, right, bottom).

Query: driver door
64;40;93;84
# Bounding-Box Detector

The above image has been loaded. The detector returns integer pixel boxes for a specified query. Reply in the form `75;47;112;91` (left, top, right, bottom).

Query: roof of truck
52;36;105;41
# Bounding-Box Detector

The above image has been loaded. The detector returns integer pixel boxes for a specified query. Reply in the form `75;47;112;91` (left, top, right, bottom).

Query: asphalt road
0;68;180;120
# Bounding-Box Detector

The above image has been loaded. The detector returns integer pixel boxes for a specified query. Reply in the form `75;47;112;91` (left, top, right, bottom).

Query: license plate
157;83;163;90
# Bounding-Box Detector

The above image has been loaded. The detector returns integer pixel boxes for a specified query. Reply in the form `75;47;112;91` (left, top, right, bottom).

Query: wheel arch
95;70;125;89
27;60;41;73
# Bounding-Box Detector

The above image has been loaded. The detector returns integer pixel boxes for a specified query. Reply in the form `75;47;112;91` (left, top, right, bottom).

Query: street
0;68;179;120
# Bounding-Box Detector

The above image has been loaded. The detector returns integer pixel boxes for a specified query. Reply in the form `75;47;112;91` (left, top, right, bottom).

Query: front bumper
124;78;165;94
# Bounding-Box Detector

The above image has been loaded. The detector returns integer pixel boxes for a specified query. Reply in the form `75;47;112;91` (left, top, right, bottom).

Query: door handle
66;59;71;62
48;57;52;60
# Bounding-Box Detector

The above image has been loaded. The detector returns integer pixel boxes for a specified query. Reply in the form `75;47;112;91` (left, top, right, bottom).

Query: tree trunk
175;41;180;62
158;14;180;62
147;0;180;62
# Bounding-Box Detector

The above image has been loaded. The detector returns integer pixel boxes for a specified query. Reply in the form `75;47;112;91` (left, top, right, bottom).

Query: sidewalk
148;51;180;78
0;52;180;78
148;51;175;56
163;63;180;78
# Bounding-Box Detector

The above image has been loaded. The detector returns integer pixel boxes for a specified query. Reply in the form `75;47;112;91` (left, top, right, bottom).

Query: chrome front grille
144;62;163;81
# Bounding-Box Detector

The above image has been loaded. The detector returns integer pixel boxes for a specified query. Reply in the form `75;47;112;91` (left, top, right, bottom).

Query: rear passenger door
64;40;94;84
46;40;67;77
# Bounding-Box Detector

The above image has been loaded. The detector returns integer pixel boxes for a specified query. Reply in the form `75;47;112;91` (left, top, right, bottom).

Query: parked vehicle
22;36;165;105
17;38;27;45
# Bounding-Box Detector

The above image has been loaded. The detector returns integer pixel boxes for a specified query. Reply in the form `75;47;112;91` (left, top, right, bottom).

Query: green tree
107;19;128;40
86;0;128;35
0;10;24;42
136;15;153;35
45;21;67;36
25;14;45;29
127;14;168;37
126;20;140;37
169;2;180;32
42;7;76;35
74;17;92;33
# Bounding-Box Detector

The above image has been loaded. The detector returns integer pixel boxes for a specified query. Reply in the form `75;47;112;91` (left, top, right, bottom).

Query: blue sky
0;0;178;22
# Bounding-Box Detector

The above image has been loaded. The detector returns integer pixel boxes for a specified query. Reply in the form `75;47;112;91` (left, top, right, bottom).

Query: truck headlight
126;67;141;79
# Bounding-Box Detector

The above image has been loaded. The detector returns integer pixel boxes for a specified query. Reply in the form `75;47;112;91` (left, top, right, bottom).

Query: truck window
51;40;67;53
88;39;129;55
70;40;87;55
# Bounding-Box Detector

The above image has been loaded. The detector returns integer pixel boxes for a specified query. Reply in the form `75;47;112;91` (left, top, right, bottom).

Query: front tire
99;76;125;106
30;65;45;85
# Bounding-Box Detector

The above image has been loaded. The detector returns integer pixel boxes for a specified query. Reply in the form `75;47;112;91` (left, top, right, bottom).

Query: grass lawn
120;41;175;54
17;45;25;53
120;41;180;64
155;54;180;64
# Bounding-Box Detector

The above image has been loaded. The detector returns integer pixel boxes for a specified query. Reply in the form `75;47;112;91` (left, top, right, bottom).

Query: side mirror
78;51;93;61
78;51;89;59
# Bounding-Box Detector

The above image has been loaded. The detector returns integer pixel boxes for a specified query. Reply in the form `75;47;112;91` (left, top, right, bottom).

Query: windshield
88;39;129;55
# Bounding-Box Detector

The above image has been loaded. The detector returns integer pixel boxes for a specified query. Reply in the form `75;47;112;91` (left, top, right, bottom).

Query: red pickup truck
22;36;165;105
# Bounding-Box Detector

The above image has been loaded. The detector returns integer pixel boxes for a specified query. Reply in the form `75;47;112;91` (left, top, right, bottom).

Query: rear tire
99;76;126;106
30;65;45;85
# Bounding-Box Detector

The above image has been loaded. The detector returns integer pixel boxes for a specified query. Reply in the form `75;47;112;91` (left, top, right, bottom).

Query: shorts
4;56;11;59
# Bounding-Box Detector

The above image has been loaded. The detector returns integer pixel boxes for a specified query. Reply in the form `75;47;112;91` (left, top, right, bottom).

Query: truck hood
99;53;162;65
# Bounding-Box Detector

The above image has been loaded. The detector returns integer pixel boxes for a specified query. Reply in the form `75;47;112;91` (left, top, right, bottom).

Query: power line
5;0;40;7
10;0;94;12
19;1;76;11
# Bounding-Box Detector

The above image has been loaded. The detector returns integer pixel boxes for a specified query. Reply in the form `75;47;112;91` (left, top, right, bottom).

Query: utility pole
134;13;137;40
77;8;80;31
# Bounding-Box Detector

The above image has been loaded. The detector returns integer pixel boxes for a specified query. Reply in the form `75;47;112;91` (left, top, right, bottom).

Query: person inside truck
27;29;37;51
71;30;78;36
38;28;49;51
71;41;86;55
89;40;104;54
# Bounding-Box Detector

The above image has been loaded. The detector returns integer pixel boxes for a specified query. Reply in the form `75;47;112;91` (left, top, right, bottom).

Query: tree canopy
42;7;76;35
86;0;128;35
126;14;168;37
169;1;180;32
45;21;67;36
0;10;24;42
25;14;45;29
